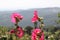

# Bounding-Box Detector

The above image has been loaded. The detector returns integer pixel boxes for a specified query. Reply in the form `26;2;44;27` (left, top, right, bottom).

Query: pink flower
11;12;23;24
32;10;38;23
31;28;44;40
10;29;15;34
10;26;24;38
39;32;44;40
16;26;24;38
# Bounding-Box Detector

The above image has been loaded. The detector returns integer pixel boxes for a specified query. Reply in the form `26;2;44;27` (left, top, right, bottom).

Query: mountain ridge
0;7;60;27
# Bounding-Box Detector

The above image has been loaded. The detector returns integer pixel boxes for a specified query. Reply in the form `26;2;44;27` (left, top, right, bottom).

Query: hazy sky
0;0;60;11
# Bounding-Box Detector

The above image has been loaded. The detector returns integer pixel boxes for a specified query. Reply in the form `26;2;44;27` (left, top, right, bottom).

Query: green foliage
47;26;56;33
56;13;60;24
55;20;60;24
58;13;60;18
0;26;60;40
24;26;33;35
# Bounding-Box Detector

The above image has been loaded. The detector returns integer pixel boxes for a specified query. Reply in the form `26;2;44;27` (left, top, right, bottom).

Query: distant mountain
0;7;60;27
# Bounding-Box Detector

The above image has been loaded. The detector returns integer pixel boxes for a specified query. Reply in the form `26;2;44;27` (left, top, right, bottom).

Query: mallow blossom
10;12;24;38
10;26;24;38
11;12;23;24
16;26;24;38
10;29;15;34
31;28;44;40
32;10;38;23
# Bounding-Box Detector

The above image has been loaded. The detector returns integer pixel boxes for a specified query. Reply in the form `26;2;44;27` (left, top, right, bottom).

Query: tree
56;13;60;24
24;26;33;35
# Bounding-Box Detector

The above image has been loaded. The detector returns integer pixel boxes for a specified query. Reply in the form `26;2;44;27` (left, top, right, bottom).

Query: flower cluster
32;10;38;23
32;10;44;28
31;10;44;40
11;12;23;24
10;12;24;38
10;11;44;40
32;10;44;23
31;28;44;40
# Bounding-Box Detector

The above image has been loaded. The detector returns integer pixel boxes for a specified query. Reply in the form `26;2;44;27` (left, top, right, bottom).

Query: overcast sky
0;0;60;11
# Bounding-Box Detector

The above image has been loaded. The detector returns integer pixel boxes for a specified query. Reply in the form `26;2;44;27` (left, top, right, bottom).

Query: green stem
34;22;37;29
15;22;19;40
16;36;17;40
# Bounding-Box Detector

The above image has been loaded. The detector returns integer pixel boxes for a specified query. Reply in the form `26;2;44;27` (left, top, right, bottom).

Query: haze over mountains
0;7;60;27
